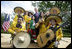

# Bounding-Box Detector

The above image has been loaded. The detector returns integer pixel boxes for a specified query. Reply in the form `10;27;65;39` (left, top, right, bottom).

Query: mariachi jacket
8;14;31;34
47;25;63;41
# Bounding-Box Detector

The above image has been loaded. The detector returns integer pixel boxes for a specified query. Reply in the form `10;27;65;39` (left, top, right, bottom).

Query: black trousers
35;28;39;37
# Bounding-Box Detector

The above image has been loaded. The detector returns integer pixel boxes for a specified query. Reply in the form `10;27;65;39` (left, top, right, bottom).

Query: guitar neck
53;25;62;33
53;21;68;33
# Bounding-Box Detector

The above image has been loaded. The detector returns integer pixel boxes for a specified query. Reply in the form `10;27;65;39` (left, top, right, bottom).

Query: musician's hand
15;29;20;32
24;30;27;32
42;18;44;22
39;19;42;23
35;23;39;28
21;30;27;32
36;23;38;25
14;32;17;35
35;23;38;26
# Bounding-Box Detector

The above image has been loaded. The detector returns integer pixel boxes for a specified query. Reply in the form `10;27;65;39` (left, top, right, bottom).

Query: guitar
37;21;70;48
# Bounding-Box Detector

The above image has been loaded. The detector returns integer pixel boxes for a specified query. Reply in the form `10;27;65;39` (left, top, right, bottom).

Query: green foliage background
32;1;71;37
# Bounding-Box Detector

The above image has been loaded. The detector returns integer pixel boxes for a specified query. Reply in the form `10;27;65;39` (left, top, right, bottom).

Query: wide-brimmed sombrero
50;7;60;15
14;7;25;13
46;16;62;24
28;11;34;15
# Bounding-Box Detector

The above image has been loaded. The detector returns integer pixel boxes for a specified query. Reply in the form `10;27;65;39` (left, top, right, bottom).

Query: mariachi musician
36;7;63;48
8;7;26;35
46;7;63;48
8;7;31;48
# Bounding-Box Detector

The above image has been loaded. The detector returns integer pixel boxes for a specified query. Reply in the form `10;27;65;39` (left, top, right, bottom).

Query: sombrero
13;32;31;48
14;7;25;13
28;12;34;15
50;7;60;15
46;16;62;24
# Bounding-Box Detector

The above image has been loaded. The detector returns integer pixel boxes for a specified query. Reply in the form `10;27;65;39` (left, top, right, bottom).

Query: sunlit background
1;1;36;21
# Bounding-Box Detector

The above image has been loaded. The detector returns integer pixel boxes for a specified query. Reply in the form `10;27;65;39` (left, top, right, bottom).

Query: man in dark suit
33;8;40;42
34;8;40;23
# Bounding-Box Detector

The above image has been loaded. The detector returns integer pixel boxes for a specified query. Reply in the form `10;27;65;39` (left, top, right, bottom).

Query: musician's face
46;11;50;16
53;10;57;14
34;8;38;13
29;13;31;16
50;19;56;25
41;12;44;17
32;16;35;20
26;11;28;15
18;10;22;15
